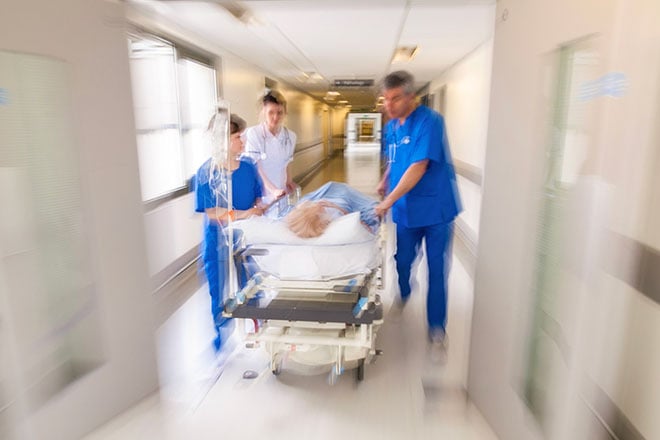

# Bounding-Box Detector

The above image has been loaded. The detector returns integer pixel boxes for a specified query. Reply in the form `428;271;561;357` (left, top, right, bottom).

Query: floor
83;150;498;440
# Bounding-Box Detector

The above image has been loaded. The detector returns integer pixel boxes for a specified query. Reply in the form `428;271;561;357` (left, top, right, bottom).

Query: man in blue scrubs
374;71;462;359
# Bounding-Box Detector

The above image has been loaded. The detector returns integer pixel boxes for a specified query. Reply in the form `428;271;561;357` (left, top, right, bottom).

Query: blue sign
578;72;628;101
0;88;8;105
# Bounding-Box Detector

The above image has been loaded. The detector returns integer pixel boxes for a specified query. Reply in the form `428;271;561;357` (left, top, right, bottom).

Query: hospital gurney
223;211;386;383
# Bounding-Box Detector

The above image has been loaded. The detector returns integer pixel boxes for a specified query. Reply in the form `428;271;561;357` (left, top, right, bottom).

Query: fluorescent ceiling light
326;91;341;96
392;46;419;63
305;72;324;81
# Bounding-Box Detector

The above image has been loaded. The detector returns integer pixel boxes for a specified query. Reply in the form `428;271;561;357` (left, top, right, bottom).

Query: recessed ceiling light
392;46;419;63
301;72;324;82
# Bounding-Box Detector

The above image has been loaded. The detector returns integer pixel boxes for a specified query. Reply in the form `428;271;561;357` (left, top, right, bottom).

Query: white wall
591;0;660;437
1;1;158;438
470;0;660;439
330;107;350;153
220;57;265;127
430;40;494;170
283;88;323;144
429;39;494;245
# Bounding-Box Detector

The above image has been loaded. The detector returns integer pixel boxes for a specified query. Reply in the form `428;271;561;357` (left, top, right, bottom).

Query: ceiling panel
127;0;495;110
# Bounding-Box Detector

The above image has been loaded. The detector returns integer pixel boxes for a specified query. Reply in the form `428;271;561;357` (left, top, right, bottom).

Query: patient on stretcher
282;182;379;238
232;182;380;279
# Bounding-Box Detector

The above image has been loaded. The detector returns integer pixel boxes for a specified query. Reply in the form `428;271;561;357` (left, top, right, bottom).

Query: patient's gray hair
285;201;331;238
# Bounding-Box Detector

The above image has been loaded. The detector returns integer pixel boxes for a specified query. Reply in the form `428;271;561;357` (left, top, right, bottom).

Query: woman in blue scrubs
375;71;462;361
193;113;264;352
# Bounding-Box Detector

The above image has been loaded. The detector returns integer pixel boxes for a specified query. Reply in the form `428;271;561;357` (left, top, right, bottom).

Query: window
178;58;217;179
128;34;217;202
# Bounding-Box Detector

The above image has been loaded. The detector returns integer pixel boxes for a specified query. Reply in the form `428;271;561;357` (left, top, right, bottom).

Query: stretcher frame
223;222;387;384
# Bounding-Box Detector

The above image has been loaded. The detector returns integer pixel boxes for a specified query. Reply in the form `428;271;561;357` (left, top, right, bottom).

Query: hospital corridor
3;1;660;440
84;152;495;439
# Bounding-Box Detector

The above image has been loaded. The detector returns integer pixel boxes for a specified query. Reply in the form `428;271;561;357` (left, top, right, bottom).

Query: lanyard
387;123;410;164
261;124;292;158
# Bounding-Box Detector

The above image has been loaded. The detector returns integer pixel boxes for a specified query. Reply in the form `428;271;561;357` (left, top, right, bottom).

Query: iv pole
210;101;238;301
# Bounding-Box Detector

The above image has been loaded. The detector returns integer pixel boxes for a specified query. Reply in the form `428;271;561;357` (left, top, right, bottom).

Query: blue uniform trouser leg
394;224;425;302
424;222;453;332
204;231;249;352
204;256;228;351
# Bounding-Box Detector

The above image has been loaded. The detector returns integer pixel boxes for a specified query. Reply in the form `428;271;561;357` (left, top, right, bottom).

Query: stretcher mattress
233;212;380;279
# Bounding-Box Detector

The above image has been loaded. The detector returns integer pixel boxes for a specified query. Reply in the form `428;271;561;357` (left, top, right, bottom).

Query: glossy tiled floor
84;150;498;440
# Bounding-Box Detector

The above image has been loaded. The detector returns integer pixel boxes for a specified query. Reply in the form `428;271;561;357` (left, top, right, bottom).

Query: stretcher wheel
271;353;283;376
356;359;365;382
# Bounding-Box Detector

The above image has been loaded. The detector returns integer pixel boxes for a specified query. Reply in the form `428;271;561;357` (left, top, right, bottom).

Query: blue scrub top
193;158;262;261
384;105;462;228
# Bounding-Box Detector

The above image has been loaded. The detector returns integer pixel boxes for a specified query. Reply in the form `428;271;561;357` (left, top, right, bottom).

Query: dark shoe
389;297;408;323
428;328;448;364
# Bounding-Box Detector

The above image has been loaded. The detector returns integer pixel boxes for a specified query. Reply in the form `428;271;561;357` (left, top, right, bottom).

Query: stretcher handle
262;192;288;211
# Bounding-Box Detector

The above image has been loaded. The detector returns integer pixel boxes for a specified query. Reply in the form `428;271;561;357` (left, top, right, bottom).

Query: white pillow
312;212;374;245
232;216;298;245
233;212;375;246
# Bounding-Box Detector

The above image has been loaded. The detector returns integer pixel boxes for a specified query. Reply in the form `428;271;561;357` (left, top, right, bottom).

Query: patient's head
285;201;332;238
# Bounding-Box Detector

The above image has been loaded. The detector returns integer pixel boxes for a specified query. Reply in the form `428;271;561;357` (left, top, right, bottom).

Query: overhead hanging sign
334;79;374;87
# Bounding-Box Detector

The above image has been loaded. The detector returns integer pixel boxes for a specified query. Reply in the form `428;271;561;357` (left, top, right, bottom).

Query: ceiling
126;0;496;110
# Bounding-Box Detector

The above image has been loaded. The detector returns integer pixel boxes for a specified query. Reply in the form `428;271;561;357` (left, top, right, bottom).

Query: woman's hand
247;206;265;217
272;188;286;198
285;179;297;194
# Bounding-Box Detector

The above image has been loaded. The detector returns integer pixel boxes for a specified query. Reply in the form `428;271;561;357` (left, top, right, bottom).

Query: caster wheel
271;353;283;376
356;359;365;382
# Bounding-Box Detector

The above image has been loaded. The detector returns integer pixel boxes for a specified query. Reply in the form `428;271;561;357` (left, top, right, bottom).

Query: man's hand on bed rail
374;199;393;218
375;170;390;218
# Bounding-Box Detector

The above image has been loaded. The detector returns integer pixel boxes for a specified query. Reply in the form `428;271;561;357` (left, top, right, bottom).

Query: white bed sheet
248;240;379;280
233;212;380;279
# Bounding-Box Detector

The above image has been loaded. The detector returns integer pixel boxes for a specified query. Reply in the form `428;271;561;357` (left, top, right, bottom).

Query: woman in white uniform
244;91;297;207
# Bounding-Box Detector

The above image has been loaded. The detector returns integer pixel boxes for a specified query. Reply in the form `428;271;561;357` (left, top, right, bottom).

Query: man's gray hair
380;70;415;95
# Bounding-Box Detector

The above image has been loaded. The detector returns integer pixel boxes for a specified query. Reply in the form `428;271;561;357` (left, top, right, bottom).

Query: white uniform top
244;123;297;202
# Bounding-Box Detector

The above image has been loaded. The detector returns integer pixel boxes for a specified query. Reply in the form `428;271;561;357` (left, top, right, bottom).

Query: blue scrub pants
203;231;253;352
395;222;454;332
